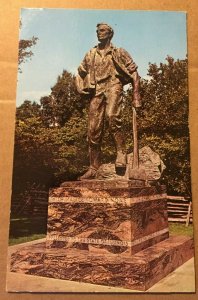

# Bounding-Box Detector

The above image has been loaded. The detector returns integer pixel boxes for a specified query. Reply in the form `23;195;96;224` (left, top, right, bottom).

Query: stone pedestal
10;180;194;291
46;182;169;256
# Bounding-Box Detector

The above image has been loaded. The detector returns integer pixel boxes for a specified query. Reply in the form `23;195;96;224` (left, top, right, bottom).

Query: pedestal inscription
46;183;169;255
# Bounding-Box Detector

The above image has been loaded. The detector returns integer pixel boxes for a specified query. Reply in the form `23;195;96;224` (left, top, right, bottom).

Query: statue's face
96;25;111;42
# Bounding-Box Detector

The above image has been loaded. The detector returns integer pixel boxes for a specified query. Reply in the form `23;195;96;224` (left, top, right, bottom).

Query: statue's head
96;23;114;42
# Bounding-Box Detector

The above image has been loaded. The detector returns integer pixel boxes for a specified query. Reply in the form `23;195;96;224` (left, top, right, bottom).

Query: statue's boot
79;146;101;180
114;132;127;168
115;150;127;168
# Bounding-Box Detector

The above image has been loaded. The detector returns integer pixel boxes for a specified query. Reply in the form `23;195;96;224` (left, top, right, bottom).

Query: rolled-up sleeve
119;48;138;74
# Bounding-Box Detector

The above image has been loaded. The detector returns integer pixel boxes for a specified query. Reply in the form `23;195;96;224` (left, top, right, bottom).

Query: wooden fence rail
167;195;192;226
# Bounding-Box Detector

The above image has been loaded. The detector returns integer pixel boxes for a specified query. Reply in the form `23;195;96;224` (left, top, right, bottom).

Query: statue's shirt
94;46;118;82
78;44;138;96
94;46;120;95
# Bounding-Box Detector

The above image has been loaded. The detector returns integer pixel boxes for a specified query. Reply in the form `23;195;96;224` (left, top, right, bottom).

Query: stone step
10;235;194;291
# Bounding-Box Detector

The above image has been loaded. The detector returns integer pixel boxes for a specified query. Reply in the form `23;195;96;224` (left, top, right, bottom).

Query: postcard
5;8;195;293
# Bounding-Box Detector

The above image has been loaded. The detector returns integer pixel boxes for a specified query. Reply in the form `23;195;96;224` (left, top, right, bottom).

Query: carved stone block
46;183;169;255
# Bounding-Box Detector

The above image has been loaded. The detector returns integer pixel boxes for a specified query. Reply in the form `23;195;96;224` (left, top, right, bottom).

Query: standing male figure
76;23;141;180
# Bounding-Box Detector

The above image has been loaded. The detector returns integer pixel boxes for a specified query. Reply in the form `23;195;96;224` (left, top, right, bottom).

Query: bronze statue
76;23;141;180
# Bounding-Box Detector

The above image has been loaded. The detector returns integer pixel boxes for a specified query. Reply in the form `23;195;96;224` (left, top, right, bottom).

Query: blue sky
17;9;187;106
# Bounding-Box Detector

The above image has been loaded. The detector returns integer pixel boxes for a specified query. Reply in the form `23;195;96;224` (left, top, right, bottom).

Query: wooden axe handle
132;107;139;169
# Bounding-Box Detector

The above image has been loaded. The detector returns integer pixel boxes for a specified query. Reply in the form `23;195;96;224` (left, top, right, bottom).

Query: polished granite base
10;181;194;291
10;235;194;291
47;183;169;255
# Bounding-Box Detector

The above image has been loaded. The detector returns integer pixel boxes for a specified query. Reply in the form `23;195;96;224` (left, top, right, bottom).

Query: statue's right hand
132;92;142;108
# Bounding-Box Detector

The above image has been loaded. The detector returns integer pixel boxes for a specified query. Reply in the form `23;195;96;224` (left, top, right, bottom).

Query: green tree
16;100;41;120
137;56;190;195
40;96;57;128
18;36;38;72
13;109;88;191
139;56;188;135
40;70;85;127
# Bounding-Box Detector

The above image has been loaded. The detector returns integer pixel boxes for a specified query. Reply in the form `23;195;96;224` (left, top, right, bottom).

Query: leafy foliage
139;56;188;135
18;36;38;72
40;70;85;127
138;56;190;195
13;104;89;195
16;100;41;120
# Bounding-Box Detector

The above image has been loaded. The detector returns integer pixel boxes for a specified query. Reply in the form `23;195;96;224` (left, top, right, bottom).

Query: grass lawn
169;222;194;238
9;216;47;246
8;216;194;246
9;234;46;246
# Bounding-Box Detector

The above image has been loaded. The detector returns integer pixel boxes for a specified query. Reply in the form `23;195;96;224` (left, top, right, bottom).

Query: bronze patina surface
76;23;141;179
